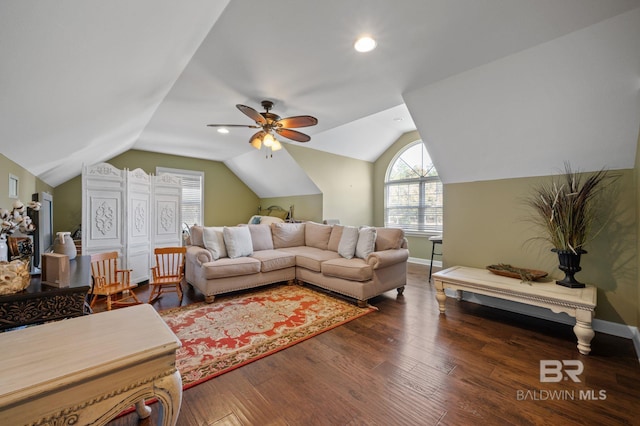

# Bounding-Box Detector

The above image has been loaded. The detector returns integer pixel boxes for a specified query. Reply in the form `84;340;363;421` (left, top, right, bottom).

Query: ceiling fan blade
276;115;318;128
206;124;260;128
276;128;311;142
237;104;267;125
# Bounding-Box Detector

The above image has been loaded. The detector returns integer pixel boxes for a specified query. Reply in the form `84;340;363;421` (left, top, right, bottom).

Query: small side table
428;235;443;282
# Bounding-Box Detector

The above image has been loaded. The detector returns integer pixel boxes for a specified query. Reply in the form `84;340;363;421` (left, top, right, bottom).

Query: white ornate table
0;303;182;425
432;266;597;355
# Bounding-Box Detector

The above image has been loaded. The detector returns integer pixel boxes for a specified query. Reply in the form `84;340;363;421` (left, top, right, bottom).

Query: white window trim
156;167;204;227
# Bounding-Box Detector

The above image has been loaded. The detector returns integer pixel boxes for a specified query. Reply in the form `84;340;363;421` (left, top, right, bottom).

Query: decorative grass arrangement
525;163;618;254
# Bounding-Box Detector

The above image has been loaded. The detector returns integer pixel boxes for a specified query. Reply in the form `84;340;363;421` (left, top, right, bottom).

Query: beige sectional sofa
185;222;409;307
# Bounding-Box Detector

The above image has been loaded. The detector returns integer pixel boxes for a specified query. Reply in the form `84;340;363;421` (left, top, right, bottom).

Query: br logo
540;360;584;383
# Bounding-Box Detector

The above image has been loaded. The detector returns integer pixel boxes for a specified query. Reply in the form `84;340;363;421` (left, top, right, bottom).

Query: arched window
385;141;443;234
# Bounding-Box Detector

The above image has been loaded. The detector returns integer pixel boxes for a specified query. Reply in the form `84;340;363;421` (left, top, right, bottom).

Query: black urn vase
551;248;587;288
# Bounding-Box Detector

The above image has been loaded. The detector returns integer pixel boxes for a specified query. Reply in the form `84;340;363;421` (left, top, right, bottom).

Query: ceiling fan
207;100;318;153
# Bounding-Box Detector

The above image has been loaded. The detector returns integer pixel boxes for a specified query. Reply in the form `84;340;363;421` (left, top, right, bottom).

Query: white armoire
82;163;182;283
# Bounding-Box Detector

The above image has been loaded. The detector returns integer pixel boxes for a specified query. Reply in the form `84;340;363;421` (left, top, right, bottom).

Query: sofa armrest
366;248;409;269
187;245;213;265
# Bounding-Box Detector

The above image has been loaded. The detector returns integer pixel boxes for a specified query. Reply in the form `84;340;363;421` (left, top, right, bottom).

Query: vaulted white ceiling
1;1;639;196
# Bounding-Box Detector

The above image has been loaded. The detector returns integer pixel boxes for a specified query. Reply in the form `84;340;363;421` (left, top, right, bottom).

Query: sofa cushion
190;225;204;247
223;226;253;258
201;257;261;279
242;224;274;251
280;246;341;272
338;226;359;259
250;249;296;272
355;227;377;259
375;227;405;251
305;222;332;250
327;224;343;252
203;226;227;260
271;222;305;248
321;257;373;282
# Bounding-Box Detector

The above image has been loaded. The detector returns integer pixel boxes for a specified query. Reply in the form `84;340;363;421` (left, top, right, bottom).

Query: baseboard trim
443;289;640;362
409;257;442;267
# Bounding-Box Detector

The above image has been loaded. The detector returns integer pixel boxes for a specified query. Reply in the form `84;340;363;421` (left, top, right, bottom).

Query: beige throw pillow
374;227;405;251
327;224;343;252
190;225;204;247
223;226;253;258
271;222;305;248
305;222;332;250
337;226;359;259
243;224;274;251
203;226;227;260
355;227;377;259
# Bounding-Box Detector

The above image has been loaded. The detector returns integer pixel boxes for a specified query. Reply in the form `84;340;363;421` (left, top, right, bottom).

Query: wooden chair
148;247;187;305
89;251;142;311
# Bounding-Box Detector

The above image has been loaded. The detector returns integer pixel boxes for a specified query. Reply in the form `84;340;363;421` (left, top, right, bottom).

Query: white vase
0;235;8;262
53;232;77;260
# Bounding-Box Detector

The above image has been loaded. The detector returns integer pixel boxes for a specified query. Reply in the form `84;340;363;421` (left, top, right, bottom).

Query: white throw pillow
337;226;359;259
355;227;377;259
202;226;227;260
223;226;253;259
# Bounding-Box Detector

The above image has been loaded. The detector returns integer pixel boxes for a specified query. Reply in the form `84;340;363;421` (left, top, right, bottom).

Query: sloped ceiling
1;1;639;196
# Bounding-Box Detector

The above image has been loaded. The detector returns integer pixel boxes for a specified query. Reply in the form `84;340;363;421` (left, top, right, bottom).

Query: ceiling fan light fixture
262;132;276;147
354;36;377;53
250;132;264;150
271;139;282;151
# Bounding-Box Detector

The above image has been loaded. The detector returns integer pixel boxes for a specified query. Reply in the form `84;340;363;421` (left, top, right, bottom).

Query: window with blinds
384;141;443;234
156;167;204;227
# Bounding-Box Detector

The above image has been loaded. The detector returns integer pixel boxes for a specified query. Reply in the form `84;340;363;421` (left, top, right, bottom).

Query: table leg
154;370;183;426
574;309;595;355
434;280;446;313
135;399;152;419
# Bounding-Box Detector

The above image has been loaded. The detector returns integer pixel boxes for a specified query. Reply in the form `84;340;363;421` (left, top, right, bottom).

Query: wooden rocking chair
89;251;142;311
148;247;186;305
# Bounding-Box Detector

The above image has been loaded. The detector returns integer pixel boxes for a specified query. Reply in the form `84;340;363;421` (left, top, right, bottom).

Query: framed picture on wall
8;174;18;198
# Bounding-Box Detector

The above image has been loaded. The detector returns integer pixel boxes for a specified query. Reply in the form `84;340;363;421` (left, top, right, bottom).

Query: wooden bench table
432;266;597;355
0;304;182;425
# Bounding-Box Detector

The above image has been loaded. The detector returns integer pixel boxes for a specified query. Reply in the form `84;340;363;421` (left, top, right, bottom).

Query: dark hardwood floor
106;263;640;425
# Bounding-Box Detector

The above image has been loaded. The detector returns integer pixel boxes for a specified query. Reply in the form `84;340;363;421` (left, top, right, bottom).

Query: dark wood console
0;255;92;331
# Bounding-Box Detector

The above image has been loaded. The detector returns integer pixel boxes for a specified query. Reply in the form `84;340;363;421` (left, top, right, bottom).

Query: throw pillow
374;227;405;251
355;227;377;259
305;222;332;250
271;222;305;248
337;226;359;259
190;225;204;247
223;226;253;258
249;215;262;224
327;224;343;252
243;224;274;251
202;226;227;260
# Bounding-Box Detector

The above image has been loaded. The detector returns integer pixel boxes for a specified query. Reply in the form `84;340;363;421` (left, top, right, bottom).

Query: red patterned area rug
161;284;376;389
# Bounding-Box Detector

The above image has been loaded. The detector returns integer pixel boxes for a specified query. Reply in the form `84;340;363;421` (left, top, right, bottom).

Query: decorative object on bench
89;251;142;310
486;264;548;284
160;284;375;389
149;247;187;305
0;258;31;295
52;231;77;260
524;163;619;288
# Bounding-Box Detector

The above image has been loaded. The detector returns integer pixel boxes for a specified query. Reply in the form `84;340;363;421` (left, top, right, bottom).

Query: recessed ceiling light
354;36;377;53
217;128;230;134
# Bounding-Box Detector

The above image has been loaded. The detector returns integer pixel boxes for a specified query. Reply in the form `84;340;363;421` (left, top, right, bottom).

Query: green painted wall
444;171;637;325
53;150;259;233
285;144;373;226
0;153;53;215
373;130;434;261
